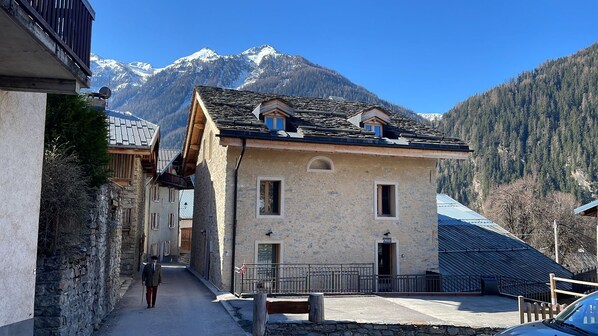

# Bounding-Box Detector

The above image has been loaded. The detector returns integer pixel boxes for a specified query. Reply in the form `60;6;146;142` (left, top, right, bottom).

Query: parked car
497;291;598;335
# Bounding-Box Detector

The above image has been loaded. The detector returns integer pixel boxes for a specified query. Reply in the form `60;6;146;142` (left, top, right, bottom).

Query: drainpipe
230;138;247;292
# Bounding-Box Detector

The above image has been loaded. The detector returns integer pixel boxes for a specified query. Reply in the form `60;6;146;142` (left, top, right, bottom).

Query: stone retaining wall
34;184;123;336
267;322;504;336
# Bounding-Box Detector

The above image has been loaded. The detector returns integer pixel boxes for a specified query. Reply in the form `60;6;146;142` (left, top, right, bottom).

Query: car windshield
553;293;598;334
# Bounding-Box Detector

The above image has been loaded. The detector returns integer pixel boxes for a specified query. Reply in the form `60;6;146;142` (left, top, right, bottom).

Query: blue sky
90;1;598;113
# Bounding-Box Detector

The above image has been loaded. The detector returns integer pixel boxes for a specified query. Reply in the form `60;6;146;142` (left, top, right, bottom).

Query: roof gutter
230;138;246;293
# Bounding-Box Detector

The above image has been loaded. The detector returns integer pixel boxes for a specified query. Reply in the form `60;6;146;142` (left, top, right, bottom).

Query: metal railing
234;263;555;299
498;276;553;302
13;0;94;75
234;263;375;296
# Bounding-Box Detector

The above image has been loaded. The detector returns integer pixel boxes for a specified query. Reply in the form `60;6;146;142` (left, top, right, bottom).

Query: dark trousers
146;286;158;307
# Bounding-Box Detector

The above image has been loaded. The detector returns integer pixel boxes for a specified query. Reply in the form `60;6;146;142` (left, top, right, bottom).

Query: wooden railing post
253;292;267;336
518;296;525;323
549;273;557;306
308;293;325;323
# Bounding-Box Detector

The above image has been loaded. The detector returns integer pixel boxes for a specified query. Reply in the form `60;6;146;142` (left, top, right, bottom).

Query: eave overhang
218;133;471;160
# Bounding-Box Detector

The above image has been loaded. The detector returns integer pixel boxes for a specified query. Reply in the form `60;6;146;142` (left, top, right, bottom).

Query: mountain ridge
90;45;421;147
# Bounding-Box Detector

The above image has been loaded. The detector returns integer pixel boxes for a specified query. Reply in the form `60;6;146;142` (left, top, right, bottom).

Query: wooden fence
517;296;566;323
517;272;598;324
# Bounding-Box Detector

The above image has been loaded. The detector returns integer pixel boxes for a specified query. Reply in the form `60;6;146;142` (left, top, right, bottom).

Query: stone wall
120;158;145;276
267;322;503;336
34;184;122;336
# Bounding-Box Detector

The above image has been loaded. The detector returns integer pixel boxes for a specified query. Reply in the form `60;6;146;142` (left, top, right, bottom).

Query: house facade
182;86;471;292
0;1;94;334
106;110;159;275
143;149;192;263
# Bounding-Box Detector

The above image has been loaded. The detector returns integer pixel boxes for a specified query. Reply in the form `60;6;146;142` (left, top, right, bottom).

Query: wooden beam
219;137;470;160
108;147;151;156
0;76;79;94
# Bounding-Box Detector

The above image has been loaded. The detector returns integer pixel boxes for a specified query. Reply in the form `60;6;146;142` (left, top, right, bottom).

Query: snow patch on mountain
418;113;443;123
173;48;219;65
242;45;278;65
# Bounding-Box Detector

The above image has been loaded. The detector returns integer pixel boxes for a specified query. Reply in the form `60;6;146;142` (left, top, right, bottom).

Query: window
151;186;160;202
364;123;383;137
164;240;171;256
375;182;398;219
258;177;284;217
168;188;176;203
265;116;285;131
151;213;159;230
123;208;132;228
168;213;176;229
307;156;334;172
150;243;159;256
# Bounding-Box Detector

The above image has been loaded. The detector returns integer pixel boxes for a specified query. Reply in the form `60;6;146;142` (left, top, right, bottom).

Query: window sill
374;216;399;221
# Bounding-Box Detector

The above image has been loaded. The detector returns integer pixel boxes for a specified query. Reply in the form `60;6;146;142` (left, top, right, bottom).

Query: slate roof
157;149;179;174
195;86;470;152
106;110;159;149
437;194;572;283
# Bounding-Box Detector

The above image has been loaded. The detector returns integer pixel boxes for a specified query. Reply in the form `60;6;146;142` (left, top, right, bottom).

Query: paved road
94;265;247;336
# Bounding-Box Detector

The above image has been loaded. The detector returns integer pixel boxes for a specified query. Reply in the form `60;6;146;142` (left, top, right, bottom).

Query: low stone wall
267;322;504;336
34;184;123;336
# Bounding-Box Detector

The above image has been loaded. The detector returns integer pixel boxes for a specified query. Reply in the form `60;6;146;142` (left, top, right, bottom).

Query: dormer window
265;115;285;131
252;98;294;132
364;123;383;137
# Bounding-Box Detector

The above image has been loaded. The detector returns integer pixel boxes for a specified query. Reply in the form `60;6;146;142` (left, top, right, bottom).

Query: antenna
99;86;112;99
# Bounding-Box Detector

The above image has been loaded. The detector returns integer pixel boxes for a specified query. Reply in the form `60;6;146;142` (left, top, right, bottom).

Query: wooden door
180;228;192;252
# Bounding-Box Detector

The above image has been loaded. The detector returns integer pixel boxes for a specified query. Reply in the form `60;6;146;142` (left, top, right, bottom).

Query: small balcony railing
14;0;94;76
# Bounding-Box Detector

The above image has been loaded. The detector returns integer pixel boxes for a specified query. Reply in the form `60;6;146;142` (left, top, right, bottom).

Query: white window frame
164;240;171;256
264;115;286;131
364;121;383;137
256;176;285;218
168;213;176;229
254;240;284;264
168;188;176;203
151;213;159;230
151;185;160;202
374;180;399;220
150;242;159;256
307;156;335;173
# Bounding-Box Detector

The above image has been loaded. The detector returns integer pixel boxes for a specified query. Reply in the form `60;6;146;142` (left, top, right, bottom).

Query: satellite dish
99;86;112;99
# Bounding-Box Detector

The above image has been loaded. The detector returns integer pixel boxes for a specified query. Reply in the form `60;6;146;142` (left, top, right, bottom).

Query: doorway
377;242;397;292
256;243;280;291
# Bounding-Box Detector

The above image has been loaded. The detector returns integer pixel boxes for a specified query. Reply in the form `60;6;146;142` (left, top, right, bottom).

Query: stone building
181;86;471;292
143;149;192;263
106;110;159;275
0;1;94;334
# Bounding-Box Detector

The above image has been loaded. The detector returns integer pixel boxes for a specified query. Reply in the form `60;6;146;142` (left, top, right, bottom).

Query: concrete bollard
308;293;324;323
253;292;267;336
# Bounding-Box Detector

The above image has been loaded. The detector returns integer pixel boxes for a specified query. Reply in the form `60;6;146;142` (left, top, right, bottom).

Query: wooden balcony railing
14;0;95;76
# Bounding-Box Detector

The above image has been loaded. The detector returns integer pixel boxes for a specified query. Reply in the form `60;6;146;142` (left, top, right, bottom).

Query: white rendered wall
0;90;46;332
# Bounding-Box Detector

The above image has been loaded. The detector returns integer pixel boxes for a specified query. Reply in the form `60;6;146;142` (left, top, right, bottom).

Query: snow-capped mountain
418;113;443;123
90;54;160;92
90;45;420;147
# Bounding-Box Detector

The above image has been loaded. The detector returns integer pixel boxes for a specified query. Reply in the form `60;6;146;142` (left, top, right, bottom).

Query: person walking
142;255;162;308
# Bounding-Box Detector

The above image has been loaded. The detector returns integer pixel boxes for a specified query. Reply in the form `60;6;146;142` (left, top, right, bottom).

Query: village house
106;109;159;275
181;86;472;292
143;149;192;263
0;0;94;334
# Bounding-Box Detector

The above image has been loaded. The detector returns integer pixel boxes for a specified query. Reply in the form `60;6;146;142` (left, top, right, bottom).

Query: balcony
0;0;94;94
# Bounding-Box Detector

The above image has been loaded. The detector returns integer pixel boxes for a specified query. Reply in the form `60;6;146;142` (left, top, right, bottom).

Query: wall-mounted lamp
265;230;273;237
383;231;391;236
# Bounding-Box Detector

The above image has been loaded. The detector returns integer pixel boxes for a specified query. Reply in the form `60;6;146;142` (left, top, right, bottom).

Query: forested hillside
437;43;598;208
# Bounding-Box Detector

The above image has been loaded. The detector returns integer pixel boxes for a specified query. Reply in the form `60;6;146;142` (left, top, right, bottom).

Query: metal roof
157;149;179;174
106;109;159;149
437;194;572;282
179;190;194;219
575;199;598;217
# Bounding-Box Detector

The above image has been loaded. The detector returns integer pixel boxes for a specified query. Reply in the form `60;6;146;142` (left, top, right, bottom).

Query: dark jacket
142;262;162;287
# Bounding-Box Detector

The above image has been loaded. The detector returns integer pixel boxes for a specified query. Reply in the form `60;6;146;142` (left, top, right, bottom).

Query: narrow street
94;265;247;336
